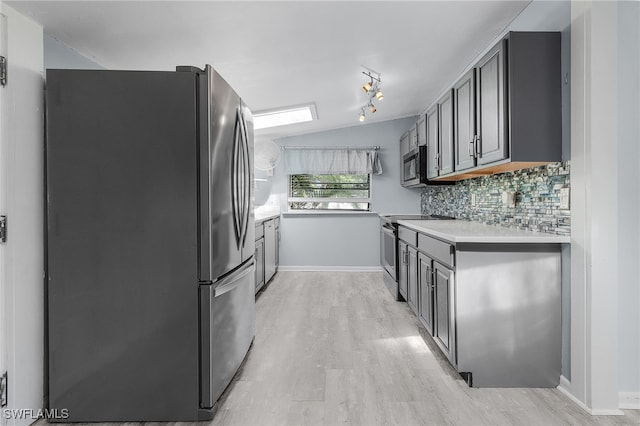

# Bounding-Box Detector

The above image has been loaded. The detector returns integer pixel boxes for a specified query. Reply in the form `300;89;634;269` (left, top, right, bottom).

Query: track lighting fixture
358;68;384;122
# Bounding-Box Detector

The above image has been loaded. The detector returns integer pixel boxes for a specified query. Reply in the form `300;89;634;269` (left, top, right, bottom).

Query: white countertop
255;208;281;223
397;220;570;244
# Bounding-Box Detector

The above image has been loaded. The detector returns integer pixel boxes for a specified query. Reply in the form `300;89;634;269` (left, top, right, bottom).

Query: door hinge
0;56;6;87
0;216;6;243
0;371;7;407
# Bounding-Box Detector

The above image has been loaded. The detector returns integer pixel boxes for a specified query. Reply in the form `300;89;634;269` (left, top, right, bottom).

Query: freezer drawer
199;260;256;409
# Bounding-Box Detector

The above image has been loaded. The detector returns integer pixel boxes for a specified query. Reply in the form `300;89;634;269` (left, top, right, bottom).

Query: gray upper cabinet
426;105;439;180
426;32;561;181
416;115;427;147
476;40;507;166
437;90;455;175
408;123;418;152
399;131;410;159
453;69;476;171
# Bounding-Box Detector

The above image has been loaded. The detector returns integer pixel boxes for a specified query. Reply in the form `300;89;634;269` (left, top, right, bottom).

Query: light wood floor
210;271;639;426
49;271;639;426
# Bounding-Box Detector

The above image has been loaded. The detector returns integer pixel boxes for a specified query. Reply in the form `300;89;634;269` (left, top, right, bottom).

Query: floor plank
42;271;640;426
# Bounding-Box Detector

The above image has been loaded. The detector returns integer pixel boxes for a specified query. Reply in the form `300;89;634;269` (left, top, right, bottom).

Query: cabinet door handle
475;135;481;157
468;139;475;157
435;153;440;171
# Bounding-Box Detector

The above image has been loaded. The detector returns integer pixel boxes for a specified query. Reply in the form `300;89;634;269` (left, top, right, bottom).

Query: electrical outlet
502;191;516;208
1;371;7;407
560;188;570;210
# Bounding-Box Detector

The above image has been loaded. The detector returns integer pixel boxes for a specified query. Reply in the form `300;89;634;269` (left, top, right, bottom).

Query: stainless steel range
380;214;454;300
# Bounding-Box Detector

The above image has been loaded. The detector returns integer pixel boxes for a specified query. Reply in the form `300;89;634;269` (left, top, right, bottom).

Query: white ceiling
7;1;532;141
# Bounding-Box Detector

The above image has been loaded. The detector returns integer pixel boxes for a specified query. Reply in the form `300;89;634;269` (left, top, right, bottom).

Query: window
288;174;371;211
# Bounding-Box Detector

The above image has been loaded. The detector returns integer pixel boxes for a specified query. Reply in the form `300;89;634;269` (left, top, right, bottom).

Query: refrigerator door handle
213;260;255;297
239;109;251;248
231;109;243;249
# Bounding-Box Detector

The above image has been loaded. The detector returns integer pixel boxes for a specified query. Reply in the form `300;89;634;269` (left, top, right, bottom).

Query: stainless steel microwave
401;146;428;188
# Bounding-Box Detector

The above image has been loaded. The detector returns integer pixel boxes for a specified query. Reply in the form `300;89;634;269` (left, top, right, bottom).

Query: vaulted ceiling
8;1;534;140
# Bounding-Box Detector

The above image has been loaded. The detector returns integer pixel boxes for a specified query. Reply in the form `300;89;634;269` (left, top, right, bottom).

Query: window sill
282;211;380;218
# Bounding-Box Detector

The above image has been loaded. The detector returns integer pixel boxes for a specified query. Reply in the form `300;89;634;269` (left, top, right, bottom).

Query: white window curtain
284;148;383;175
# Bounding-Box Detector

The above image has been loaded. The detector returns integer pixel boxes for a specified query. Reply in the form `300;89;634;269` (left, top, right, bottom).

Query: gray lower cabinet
255;216;280;294
418;253;434;336
433;261;455;366
398;224;562;388
255;223;265;293
255;237;265;293
398;241;408;300
407;246;419;315
264;219;277;283
274;218;280;270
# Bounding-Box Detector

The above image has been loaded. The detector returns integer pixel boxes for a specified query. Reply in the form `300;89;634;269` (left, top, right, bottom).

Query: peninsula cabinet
398;240;408;300
396;221;567;388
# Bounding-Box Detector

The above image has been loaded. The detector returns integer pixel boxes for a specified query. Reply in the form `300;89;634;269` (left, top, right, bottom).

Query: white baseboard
619;392;640;410
557;376;592;414
591;408;625;416
556;375;625;415
278;265;383;272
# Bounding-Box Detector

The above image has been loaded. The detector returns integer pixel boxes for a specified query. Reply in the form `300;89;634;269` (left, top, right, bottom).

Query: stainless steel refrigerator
45;65;255;422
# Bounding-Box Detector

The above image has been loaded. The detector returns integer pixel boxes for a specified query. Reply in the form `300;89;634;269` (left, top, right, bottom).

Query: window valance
283;148;382;175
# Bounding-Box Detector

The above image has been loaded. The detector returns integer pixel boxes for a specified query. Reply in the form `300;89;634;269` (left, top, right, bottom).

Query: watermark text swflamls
2;408;70;420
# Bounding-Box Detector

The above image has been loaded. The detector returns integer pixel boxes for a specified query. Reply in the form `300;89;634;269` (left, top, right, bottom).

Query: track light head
359;108;366;122
369;103;377;114
362;81;372;93
376;88;384;100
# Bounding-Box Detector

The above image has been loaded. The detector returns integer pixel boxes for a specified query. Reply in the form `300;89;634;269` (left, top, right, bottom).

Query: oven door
380;223;397;280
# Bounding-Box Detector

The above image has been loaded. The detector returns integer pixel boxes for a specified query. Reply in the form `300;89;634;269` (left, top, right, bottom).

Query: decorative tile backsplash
421;162;571;235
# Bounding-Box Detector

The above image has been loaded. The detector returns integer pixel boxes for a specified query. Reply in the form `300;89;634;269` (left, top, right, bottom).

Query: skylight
253;104;317;130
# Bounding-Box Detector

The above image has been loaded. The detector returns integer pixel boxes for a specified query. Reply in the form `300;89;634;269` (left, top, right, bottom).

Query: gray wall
270;117;420;269
617;0;640;396
44;34;103;70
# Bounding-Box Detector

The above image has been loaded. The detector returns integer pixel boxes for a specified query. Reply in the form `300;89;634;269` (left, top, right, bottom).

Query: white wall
0;3;44;425
268;117;420;269
617;0;640;408
567;0;637;415
44;34;103;70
